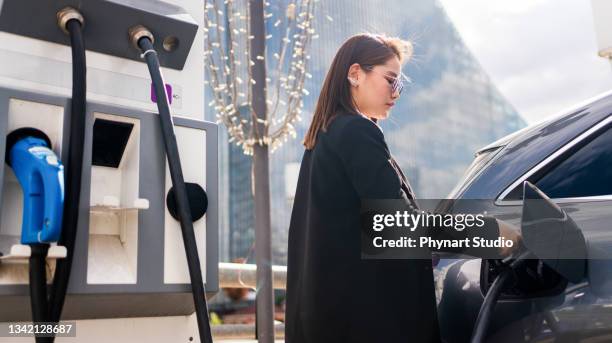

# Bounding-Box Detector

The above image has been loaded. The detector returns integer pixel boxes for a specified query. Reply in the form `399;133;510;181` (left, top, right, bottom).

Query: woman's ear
347;63;361;86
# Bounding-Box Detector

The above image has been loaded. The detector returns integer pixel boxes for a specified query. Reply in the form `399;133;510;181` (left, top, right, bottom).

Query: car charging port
481;257;567;300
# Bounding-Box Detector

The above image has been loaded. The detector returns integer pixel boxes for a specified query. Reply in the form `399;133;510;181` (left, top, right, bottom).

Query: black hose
470;269;512;343
29;244;52;343
49;18;87;326
137;36;213;343
470;253;530;343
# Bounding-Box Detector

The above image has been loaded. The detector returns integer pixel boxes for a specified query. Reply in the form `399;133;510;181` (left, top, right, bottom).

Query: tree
204;0;316;341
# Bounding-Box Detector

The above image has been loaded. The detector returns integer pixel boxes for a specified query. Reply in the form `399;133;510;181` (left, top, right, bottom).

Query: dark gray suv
436;91;612;342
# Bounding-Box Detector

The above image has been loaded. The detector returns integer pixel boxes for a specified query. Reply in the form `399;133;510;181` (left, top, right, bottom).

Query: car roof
461;90;612;199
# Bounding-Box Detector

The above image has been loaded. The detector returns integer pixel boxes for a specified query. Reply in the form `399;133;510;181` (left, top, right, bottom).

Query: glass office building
208;0;527;264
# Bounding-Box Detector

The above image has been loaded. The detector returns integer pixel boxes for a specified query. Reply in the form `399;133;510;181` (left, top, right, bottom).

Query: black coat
285;112;499;343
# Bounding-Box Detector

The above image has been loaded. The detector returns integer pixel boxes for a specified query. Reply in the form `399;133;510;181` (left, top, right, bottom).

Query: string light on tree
204;0;319;155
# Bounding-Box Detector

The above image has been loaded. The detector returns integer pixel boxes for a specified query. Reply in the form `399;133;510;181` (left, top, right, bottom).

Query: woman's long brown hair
303;33;412;150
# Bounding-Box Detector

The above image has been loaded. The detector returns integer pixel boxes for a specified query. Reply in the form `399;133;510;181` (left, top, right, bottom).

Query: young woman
285;33;521;343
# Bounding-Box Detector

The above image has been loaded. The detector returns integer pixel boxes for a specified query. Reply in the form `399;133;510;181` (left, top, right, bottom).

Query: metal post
249;0;274;342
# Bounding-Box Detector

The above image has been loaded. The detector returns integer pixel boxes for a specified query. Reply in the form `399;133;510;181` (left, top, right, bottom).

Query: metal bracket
0;0;198;70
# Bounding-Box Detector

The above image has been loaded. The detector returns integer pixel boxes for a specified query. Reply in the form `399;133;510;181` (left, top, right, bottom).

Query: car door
482;116;612;342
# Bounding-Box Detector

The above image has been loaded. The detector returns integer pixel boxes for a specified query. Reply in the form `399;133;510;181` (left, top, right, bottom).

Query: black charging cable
133;30;213;343
470;251;532;343
48;8;87;334
29;244;52;343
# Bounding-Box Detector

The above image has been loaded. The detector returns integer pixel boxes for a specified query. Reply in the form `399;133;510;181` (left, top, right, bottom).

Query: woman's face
348;57;402;120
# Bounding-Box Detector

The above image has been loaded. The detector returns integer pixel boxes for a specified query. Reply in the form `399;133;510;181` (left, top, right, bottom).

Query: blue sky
440;0;612;123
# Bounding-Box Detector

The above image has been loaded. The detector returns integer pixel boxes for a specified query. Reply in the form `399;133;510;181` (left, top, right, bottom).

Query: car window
505;127;612;200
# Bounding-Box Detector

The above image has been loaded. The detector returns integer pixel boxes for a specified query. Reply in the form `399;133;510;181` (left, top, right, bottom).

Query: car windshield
448;147;502;198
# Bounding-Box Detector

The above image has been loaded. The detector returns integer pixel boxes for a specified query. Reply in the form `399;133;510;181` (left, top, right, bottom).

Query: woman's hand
496;220;522;257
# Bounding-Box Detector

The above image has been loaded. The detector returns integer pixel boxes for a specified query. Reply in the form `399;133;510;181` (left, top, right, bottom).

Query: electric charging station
0;0;218;341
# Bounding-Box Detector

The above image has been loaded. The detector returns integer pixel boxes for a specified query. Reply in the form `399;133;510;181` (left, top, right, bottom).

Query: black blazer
285;112;499;343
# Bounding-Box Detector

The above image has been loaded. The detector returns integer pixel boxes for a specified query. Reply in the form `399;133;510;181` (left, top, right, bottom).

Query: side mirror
480;182;587;299
521;181;587;284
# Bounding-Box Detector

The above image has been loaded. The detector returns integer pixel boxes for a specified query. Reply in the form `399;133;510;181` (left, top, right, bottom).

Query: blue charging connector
6;128;64;244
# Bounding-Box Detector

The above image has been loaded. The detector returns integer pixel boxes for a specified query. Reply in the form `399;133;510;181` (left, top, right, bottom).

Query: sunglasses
363;65;410;95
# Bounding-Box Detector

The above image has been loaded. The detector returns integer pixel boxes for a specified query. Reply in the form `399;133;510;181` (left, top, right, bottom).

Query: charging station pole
249;0;275;341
